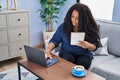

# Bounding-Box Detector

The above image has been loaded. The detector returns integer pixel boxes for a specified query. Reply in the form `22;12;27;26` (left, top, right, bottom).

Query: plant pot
43;31;55;41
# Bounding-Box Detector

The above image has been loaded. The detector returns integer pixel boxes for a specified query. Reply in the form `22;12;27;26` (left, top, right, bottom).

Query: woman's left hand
77;41;90;49
77;41;96;51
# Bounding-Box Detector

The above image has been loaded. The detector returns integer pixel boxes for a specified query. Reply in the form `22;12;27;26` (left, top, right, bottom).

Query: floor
0;55;27;72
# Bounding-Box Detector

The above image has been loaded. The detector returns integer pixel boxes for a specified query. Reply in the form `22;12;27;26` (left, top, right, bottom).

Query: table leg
17;62;21;80
17;61;44;80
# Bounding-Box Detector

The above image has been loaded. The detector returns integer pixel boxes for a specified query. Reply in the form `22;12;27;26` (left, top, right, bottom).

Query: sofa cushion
89;54;116;70
92;58;120;80
94;37;109;56
96;19;120;56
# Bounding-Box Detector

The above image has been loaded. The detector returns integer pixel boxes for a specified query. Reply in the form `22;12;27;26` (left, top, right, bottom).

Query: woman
45;3;100;69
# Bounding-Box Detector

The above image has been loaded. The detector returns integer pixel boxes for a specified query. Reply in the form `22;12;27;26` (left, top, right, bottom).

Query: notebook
71;32;85;45
24;45;59;67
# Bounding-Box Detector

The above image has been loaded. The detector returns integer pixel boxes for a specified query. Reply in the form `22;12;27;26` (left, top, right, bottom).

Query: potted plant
38;0;67;32
38;0;67;48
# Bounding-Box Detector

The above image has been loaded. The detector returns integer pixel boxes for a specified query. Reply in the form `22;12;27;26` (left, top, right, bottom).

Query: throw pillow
93;37;109;56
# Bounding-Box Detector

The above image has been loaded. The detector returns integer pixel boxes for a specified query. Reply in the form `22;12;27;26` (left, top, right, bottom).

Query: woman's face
71;10;79;27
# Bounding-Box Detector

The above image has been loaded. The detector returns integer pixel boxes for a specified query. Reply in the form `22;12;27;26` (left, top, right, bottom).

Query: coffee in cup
72;65;85;76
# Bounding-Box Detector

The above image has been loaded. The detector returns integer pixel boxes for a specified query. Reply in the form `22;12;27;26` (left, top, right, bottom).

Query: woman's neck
73;26;78;32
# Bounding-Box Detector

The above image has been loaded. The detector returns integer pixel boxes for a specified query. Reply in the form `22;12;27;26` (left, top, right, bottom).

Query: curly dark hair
63;3;100;47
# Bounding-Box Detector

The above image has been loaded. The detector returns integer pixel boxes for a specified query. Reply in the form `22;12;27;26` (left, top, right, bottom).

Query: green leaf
38;0;67;31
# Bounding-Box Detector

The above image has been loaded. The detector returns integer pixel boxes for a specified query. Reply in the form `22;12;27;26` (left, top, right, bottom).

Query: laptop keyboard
46;59;53;65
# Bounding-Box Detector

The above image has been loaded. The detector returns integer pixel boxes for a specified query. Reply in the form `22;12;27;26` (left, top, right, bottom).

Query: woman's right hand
45;50;52;59
45;42;55;59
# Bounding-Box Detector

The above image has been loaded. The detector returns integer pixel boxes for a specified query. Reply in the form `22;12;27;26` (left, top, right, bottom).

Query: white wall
80;0;114;21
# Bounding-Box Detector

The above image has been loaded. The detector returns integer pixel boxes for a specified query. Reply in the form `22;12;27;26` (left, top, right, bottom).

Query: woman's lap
59;52;92;69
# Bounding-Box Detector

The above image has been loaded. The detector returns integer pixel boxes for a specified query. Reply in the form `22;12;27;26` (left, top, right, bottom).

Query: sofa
89;19;120;80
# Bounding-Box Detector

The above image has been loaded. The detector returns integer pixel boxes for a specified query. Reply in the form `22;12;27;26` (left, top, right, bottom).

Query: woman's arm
45;42;56;59
45;24;63;58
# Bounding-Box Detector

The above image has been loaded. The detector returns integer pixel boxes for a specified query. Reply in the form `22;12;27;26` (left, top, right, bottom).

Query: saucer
72;70;87;77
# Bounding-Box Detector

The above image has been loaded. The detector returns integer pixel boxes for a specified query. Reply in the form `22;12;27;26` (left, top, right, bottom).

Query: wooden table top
18;54;105;80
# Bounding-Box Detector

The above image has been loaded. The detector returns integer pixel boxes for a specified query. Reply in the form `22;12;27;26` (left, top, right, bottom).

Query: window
80;0;114;20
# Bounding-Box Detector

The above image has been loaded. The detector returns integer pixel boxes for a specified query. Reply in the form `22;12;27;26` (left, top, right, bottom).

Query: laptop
24;45;59;67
